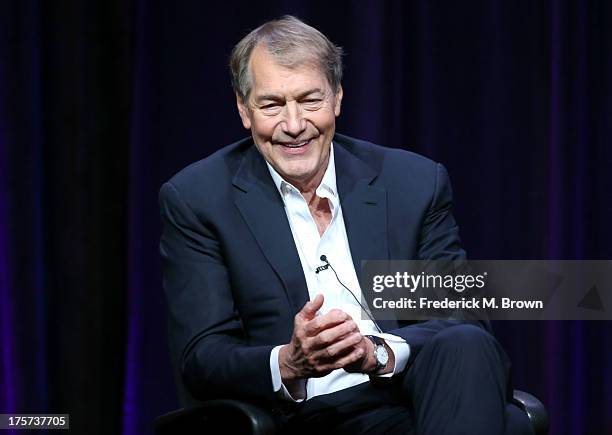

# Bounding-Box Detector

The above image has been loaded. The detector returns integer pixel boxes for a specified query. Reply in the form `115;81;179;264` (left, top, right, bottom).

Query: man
160;15;532;434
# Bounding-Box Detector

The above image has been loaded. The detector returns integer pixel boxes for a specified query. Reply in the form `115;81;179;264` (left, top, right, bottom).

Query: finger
334;346;366;370
308;345;364;376
313;320;359;349
318;331;363;359
304;309;349;336
300;294;324;320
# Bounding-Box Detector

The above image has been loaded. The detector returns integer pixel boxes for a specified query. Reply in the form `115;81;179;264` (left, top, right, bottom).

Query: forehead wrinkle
249;45;329;101
254;88;325;103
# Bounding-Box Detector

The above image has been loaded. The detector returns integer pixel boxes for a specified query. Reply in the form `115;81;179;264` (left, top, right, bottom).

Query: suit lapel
334;140;388;277
233;145;309;315
334;139;399;331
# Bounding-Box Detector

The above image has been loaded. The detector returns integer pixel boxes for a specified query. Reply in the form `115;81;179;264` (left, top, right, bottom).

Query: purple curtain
1;1;611;434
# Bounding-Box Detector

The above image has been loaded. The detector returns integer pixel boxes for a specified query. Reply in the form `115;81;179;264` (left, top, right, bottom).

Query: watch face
375;346;389;366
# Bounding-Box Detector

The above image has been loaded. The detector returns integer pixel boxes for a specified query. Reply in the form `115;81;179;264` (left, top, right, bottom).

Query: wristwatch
365;335;389;373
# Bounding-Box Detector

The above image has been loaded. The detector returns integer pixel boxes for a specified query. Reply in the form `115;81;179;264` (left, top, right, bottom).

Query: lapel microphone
315;260;329;274
316;254;383;334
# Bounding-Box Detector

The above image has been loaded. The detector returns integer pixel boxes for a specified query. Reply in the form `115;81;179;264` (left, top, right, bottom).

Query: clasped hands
278;294;394;383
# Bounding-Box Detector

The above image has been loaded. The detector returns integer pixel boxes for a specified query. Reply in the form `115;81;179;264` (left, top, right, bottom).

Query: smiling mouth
279;138;311;148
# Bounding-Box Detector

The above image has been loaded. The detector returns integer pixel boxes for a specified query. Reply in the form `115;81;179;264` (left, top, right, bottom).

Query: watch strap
366;335;385;347
365;335;387;372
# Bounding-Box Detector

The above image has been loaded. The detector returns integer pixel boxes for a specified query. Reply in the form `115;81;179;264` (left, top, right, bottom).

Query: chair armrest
154;399;278;435
512;390;549;435
155;391;547;435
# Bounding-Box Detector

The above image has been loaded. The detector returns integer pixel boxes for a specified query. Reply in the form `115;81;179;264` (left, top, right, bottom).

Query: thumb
301;294;324;319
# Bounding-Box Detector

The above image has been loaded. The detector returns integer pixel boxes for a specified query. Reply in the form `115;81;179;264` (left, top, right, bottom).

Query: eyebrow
254;88;324;103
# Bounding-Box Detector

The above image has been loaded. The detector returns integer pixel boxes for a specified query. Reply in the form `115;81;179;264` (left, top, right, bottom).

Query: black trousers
279;324;534;435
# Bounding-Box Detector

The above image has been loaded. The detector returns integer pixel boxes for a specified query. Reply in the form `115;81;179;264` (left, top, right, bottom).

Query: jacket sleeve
159;181;276;403
388;163;490;366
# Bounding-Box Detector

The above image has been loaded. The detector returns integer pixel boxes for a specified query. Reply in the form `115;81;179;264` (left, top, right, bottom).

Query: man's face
237;45;343;189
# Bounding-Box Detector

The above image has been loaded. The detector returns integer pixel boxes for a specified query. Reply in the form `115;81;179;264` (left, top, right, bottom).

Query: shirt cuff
369;333;411;378
269;345;306;402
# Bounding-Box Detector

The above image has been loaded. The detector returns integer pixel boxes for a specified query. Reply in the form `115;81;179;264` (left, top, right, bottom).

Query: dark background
1;1;611;434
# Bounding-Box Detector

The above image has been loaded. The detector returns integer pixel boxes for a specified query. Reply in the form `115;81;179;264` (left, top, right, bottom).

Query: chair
154;332;549;435
154;390;548;435
155;311;549;434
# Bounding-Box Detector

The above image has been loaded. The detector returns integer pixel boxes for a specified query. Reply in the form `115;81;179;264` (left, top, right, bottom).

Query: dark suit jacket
159;133;473;405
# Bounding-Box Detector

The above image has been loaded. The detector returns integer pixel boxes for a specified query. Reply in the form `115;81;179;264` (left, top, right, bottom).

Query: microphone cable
317;254;383;334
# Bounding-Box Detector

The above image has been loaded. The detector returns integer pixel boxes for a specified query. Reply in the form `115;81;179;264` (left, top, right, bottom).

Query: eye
301;98;323;110
260;103;283;114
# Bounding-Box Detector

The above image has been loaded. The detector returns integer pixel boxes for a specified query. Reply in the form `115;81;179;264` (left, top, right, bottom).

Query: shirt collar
265;142;338;199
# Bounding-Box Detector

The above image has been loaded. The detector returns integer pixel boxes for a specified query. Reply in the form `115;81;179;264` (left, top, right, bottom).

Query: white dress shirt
266;143;410;401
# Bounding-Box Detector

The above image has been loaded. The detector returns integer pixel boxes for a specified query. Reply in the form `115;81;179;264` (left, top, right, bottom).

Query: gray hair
230;15;344;102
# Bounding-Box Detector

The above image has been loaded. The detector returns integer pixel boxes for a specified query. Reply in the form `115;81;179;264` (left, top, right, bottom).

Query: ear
236;94;252;129
333;85;343;117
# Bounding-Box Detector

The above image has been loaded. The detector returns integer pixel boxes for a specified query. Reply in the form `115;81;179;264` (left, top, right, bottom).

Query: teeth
285;140;308;148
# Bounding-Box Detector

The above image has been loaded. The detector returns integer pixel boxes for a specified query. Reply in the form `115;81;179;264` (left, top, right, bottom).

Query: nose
281;101;306;138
